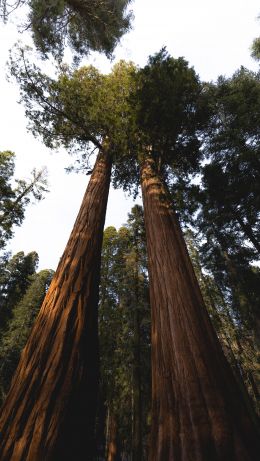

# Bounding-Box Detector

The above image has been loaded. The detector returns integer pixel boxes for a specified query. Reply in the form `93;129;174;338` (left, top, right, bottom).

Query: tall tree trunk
0;150;112;461
140;155;260;461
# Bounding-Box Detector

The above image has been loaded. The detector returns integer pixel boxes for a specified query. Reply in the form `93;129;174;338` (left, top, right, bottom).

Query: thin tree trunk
234;212;260;255
140;155;260;461
132;286;142;461
96;389;107;460
214;282;260;405
0;150;112;461
219;247;260;347
107;411;118;461
212;297;259;420
132;228;143;461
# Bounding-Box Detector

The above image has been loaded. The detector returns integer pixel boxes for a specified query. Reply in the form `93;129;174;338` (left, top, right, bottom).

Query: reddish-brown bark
107;411;118;461
140;156;260;461
0;150;112;461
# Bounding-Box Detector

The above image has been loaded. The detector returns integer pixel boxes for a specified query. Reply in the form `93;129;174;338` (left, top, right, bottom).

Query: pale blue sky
0;0;259;270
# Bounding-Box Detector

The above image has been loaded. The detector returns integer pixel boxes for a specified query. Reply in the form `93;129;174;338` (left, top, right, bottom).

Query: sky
0;0;259;270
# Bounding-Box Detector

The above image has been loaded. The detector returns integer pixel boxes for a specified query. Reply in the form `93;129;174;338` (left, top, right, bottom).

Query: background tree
0;267;54;405
251;15;260;62
202;68;260;254
0;250;39;332
251;37;260;60
0;150;48;250
185;230;260;416
98;206;151;461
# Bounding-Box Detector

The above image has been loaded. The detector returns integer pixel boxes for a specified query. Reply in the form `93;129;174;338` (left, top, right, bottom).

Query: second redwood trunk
140;156;260;461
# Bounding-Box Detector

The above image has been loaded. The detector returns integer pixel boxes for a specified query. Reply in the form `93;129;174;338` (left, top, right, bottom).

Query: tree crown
1;0;133;60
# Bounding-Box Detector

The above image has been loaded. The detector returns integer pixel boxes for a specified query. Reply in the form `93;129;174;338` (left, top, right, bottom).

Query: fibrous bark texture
140;156;260;461
0;150;112;461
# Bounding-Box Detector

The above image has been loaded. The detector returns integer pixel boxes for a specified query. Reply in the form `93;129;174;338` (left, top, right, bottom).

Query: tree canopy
9;47;210;196
0;0;133;60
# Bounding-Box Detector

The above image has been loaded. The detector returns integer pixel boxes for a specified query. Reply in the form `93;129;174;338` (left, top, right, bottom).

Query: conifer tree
0;57;136;460
99;207;150;460
0;251;39;333
180;68;260;346
0;268;54;405
185;230;260;415
0;0;132;60
0;151;48;250
134;50;260;460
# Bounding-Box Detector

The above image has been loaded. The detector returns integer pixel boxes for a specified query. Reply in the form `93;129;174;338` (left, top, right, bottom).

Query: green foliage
251;37;260;61
0;268;54;404
171;67;260;334
168;68;260;239
10;47;212;196
99;206;151;458
132;48;207;174
206;67;260;155
10;48;139;190
0;150;48;249
1;0;133;60
0;251;39;332
192;69;260;330
186;231;260;414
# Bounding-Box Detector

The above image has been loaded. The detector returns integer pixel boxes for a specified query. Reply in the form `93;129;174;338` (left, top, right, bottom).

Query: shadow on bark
141;156;260;461
0;151;112;461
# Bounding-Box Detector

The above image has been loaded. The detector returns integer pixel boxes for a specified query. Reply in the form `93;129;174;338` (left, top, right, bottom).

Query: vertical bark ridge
140;156;260;461
0;150;112;461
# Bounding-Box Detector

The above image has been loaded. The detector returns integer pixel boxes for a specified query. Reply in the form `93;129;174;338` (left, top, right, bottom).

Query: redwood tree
135;50;260;460
140;155;260;460
0;149;112;460
0;57;136;460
